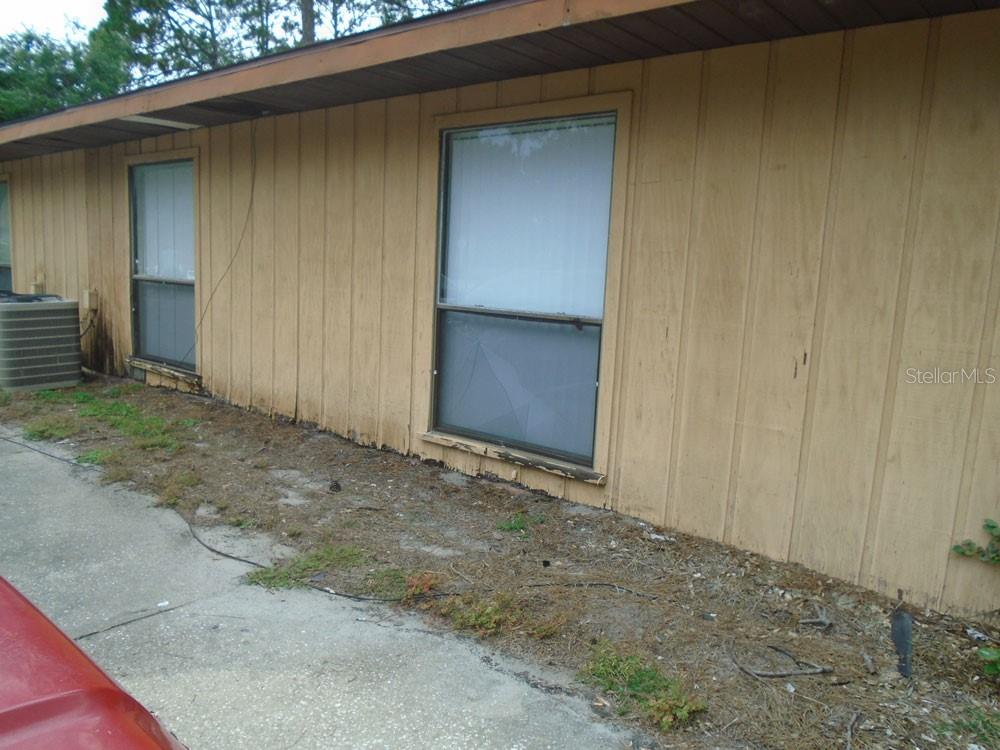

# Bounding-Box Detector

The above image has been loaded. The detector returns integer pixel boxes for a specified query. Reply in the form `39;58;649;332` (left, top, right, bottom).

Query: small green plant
23;416;79;441
938;707;1000;746
953;519;1000;565
497;511;545;533
0;389;11;407
439;593;522;635
227;515;260;530
247;544;368;589
583;641;705;732
77;449;115;465
979;647;1000;679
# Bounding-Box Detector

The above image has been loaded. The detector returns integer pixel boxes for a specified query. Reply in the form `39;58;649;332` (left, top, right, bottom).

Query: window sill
419;431;606;486
127;357;201;386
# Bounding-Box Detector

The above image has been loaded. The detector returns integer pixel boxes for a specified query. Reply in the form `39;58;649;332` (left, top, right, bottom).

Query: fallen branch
845;711;860;750
800;602;834;630
731;644;834;679
449;562;474;585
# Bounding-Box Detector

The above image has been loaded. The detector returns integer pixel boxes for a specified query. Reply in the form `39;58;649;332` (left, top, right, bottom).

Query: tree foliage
0;27;132;121
1;0;481;121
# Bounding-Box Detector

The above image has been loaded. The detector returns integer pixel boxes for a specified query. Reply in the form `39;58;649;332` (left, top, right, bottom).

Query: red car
0;578;185;749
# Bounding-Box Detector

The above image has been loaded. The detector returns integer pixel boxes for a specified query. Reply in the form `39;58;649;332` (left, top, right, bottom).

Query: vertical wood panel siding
4;11;999;615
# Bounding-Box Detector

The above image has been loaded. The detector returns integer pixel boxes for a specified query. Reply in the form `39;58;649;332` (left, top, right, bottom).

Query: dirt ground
2;375;998;749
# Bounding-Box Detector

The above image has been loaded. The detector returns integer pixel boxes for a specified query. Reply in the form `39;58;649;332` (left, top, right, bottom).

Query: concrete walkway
0;427;634;750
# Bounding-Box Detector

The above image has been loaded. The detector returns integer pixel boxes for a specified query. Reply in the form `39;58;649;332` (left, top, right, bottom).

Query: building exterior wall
2;10;998;615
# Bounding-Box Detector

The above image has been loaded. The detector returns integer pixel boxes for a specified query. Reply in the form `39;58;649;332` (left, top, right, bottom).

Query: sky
1;0;107;40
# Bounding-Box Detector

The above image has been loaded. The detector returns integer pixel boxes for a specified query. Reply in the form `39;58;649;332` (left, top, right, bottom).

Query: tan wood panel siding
665;42;770;540
7;9;1000;616
230;120;255;407
251;117;276;412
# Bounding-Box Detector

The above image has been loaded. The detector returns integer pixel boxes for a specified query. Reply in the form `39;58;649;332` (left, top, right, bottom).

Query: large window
0;181;11;292
130;161;196;370
434;113;617;465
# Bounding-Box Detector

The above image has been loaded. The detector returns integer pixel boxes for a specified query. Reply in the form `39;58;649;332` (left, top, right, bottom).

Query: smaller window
130;161;196;370
0;181;11;293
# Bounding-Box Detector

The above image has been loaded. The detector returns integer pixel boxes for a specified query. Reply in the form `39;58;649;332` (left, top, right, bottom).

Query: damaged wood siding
4;9;1000;616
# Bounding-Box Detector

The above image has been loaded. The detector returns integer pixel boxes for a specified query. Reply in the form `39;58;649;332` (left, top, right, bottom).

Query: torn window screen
436;311;601;463
434;113;616;464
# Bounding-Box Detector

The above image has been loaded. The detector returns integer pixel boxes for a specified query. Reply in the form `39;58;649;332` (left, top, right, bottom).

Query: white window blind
441;114;615;319
133;161;195;281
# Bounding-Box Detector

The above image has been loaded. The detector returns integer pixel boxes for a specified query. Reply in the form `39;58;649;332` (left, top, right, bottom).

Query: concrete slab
0;428;635;750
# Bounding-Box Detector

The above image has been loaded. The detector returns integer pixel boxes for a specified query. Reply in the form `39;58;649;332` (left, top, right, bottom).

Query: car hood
0;578;184;750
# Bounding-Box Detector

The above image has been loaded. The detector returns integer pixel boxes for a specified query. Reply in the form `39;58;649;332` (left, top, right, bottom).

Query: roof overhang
0;0;994;160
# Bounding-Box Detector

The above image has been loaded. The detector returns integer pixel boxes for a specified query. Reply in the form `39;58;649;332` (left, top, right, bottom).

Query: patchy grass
23;416;80;441
528;615;567;640
77;448;117;465
938;707;1000;746
79;399;186;452
101;384;143;399
0;390;10;408
247;544;368;589
583;641;705;732
438;593;522;635
160;469;202;503
497;511;545;533
101;464;133;484
365;568;408;598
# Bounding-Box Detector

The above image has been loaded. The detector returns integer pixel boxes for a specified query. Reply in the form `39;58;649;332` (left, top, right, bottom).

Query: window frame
0;174;12;293
423;92;633;478
125;150;200;374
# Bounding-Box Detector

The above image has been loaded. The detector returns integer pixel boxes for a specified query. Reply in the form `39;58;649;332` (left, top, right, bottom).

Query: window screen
0;182;11;293
435;113;616;464
131;161;196;369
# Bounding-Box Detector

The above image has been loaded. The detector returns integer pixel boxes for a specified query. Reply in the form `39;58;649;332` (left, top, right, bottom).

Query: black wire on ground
3;432;659;606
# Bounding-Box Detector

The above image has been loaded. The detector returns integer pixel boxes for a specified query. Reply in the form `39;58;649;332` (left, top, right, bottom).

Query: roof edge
0;0;682;147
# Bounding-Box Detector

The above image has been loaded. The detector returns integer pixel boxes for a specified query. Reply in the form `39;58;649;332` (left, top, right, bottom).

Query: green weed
32;388;95;405
77;448;116;465
497;511;545;533
583;641;705;732
0;390;10;407
953;519;1000;565
247;545;368;589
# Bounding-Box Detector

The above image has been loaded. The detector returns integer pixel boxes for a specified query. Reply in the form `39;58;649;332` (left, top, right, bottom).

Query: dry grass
3;374;998;748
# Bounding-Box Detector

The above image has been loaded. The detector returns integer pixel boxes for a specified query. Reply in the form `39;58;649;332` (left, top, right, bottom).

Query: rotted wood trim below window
419;431;607;485
127;356;203;392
